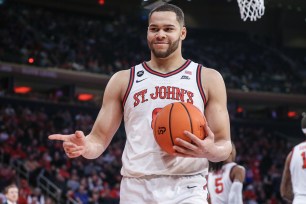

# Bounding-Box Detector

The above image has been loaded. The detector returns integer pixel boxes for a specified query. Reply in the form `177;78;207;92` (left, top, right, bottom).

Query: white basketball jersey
121;60;208;177
207;162;237;204
290;141;306;202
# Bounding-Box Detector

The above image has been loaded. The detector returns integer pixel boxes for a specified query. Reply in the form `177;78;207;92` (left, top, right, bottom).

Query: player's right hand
48;130;86;158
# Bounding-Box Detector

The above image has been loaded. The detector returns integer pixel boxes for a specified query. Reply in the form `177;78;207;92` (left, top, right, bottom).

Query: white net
237;0;265;21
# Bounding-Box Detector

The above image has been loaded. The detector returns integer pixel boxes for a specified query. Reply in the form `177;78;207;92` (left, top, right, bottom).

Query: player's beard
149;37;180;58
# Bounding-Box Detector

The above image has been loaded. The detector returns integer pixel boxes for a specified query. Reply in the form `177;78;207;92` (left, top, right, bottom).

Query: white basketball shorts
120;174;208;204
293;195;306;204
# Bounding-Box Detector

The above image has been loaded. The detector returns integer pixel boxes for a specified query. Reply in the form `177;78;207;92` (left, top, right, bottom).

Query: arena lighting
14;86;31;94
236;106;244;113
287;111;297;118
28;57;35;64
78;93;94;101
98;0;105;6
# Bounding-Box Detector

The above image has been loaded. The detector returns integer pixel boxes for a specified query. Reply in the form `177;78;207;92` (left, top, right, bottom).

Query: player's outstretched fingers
66;152;74;158
63;141;77;151
66;151;83;158
63;141;76;147
63;142;83;158
75;131;85;139
48;134;73;141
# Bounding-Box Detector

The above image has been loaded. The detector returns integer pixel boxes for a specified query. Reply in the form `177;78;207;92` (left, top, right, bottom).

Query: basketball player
280;113;306;204
3;184;19;204
207;142;245;204
49;3;231;203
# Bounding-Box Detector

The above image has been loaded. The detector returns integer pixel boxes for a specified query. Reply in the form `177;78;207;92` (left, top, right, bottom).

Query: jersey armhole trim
196;64;207;107
229;164;238;183
122;67;135;107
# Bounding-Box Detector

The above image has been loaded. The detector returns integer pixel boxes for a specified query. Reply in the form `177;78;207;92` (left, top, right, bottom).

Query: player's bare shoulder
233;165;246;174
112;69;130;84
108;69;133;99
201;66;225;84
200;66;226;100
231;165;246;182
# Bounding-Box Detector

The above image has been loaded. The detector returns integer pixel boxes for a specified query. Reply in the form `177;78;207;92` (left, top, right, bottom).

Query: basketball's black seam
180;102;193;134
154;112;158;137
169;103;175;146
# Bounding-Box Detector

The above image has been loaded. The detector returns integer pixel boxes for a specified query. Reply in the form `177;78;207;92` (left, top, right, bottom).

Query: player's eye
149;28;159;32
164;28;174;32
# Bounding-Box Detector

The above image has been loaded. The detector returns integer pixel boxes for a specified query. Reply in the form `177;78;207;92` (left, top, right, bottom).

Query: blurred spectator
3;184;18;204
74;185;89;204
0;100;297;203
27;187;45;204
0;165;16;190
0;192;5;204
0;1;305;95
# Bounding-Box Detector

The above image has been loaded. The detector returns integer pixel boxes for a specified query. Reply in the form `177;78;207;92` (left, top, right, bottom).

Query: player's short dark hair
209;160;224;172
149;3;185;26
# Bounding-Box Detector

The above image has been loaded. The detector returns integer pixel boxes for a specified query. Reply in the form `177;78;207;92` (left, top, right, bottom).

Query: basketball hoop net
237;0;265;21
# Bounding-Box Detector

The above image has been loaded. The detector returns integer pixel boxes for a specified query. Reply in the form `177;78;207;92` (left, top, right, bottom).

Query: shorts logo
187;185;197;189
137;70;144;77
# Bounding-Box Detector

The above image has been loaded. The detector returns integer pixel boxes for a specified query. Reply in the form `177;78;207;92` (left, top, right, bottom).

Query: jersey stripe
169;103;175;146
142;59;191;77
122;67;135;107
196;64;207;106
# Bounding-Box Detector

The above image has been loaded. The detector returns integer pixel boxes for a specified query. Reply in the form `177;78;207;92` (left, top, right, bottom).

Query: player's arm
202;68;231;162
81;70;130;159
173;68;231;161
228;165;245;204
280;151;294;202
49;70;128;159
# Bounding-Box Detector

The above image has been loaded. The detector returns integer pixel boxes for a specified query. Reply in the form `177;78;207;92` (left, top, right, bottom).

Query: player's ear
181;26;187;40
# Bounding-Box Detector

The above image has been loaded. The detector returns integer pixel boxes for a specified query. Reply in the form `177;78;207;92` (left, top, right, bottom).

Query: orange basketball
153;102;206;155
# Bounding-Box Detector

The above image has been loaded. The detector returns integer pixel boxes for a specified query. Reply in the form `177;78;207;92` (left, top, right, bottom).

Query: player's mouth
154;42;169;47
154;41;169;44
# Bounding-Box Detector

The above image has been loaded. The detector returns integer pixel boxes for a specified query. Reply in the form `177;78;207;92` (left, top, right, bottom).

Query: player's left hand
172;123;214;158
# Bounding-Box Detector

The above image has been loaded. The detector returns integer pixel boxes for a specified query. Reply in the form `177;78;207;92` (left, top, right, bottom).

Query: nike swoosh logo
187;185;197;189
136;78;147;83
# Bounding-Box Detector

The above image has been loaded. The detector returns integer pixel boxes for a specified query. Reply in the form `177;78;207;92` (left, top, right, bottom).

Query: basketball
153;102;206;155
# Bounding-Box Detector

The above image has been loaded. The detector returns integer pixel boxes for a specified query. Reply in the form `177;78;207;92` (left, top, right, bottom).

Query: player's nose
155;30;166;39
